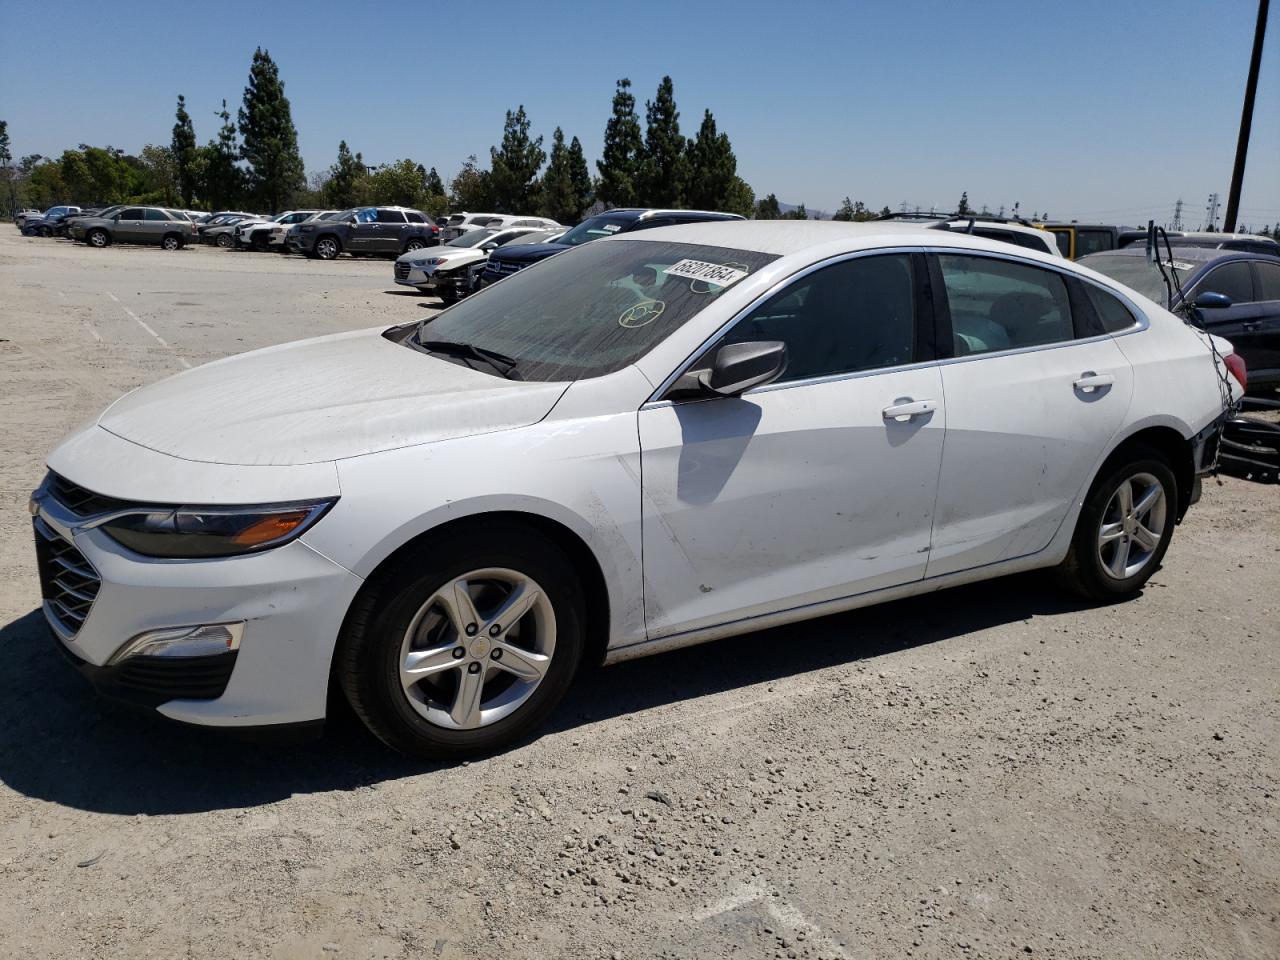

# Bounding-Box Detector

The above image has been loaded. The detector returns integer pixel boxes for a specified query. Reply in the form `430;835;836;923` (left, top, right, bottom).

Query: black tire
161;233;182;251
86;229;110;248
216;232;233;248
315;235;341;260
337;522;587;760
438;287;458;306
403;238;426;254
1056;446;1178;601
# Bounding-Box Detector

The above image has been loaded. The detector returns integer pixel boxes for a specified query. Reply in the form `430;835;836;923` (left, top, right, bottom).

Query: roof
616;218;1063;259
1081;244;1274;264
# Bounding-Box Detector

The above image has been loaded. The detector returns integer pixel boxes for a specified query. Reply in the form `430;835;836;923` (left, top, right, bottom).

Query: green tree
139;144;178;204
754;193;782;219
324;140;364;208
0;120;16;216
171;95;198;206
359;159;431;207
722;176;755;218
27;160;67;207
423;166;445;197
238;47;304;212
639;76;689;207
685;109;745;213
832;197;876;221
449;154;493;211
202;100;244;211
957;191;971;215
832;197;856;221
489;105;545;213
539;128;593;223
780;203;809;220
597;78;643;208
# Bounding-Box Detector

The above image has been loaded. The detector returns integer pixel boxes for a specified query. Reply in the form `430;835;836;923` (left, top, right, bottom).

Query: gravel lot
0;229;1277;960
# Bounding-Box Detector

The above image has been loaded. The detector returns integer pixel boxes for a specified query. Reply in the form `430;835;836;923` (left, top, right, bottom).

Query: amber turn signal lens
229;510;312;546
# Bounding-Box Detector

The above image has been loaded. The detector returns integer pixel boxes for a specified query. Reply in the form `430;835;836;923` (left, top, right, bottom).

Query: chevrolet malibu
31;222;1241;758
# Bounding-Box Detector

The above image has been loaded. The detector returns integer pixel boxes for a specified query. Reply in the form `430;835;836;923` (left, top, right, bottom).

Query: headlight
98;500;335;559
415;257;449;268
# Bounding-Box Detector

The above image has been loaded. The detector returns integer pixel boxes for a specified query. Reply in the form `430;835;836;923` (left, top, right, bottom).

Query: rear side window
718;254;917;382
938;254;1073;355
376;209;406;224
405;211;425;223
1255;261;1280;300
143;209;169;221
1198;262;1254;303
1076;230;1115;257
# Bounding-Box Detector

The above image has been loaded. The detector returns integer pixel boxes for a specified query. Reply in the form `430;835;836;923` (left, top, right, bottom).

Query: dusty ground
0;229;1277;960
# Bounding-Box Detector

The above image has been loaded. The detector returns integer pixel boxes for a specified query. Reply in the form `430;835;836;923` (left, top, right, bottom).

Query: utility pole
1172;199;1184;230
1224;0;1269;232
1206;193;1221;230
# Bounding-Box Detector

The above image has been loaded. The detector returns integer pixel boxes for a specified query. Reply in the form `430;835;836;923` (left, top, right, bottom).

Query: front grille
394;262;411;281
496;260;523;274
48;472;131;516
34;517;100;639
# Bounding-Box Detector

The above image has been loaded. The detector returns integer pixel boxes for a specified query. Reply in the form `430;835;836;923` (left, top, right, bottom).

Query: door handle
882;398;937;422
1073;372;1115;392
1241;321;1261;331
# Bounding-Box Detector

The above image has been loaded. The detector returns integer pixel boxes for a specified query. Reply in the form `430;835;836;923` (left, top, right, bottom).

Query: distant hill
777;200;830;220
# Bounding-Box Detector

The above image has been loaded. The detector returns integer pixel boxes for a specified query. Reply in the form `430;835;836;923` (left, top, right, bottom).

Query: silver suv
69;206;197;250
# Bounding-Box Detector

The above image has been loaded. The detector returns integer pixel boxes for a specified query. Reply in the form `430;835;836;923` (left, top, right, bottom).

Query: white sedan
393;226;557;303
32;222;1240;758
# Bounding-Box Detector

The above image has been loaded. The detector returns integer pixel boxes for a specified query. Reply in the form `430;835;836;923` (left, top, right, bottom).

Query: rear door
374;208;408;253
142;208;171;243
926;251;1134;577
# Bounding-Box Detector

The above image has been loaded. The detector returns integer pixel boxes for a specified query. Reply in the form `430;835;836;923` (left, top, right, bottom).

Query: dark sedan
1079;245;1280;392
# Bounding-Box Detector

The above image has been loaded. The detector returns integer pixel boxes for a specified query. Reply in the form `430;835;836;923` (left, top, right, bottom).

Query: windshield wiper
418;339;521;379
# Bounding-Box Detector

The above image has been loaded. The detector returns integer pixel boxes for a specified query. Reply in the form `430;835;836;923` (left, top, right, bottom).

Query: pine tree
202;100;243;211
780;203;809;221
597;79;643;208
489;105;545;213
0;120;15;216
685;109;742;212
755;193;782;219
565;136;593;221
450;154;494;211
640;76;689;207
957;191;971;215
238;47;304;212
423;166;445;197
832;197;856;221
324;140;363;208
171;96;198;207
540;128;587;223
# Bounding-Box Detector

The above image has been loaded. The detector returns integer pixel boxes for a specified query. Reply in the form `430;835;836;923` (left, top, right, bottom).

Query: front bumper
30;486;363;728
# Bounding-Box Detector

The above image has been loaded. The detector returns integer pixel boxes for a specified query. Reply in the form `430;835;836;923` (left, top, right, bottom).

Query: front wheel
337;524;586;759
87;229;110;248
314;236;340;260
1056;449;1177;600
216;233;233;248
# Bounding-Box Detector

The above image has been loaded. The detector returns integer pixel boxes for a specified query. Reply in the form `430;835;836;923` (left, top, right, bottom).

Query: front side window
376;209;407;224
1197;261;1254;303
354;208;377;224
715;254;917;382
118;208;144;219
407;239;778;381
938;254;1072;355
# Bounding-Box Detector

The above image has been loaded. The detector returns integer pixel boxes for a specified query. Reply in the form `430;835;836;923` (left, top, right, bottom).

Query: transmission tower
1172;199;1184;231
1205;193;1221;230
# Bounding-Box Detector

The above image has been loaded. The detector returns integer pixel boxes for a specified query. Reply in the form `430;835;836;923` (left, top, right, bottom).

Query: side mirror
696;341;788;397
480;242;498;252
1194;291;1232;309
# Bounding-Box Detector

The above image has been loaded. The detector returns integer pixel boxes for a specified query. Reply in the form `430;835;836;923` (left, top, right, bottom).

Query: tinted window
118;208;144;219
717;254;916;382
376;209;407;224
354;208;377;223
1198;262;1254;303
414;240;778;382
143;209;170;221
405;211;425;223
1255;261;1280;300
1076;230;1115;257
939;254;1073;355
1083;283;1138;333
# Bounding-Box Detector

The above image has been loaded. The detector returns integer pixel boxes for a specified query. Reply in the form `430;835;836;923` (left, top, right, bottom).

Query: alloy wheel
397;567;556;730
316;238;338;260
1097;472;1166;580
89;231;107;248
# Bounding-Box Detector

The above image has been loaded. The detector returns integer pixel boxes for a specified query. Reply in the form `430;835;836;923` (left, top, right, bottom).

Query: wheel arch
1095;420;1196;521
332;509;614;687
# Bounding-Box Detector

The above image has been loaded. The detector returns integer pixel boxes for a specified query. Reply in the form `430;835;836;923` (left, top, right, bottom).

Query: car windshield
1077;253;1198;307
447;229;498;248
556;214;638;247
404;239;778;381
506;230;560;245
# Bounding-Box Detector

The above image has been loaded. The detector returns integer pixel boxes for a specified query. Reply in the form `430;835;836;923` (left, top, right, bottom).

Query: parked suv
481;208;745;285
290;206;438;260
70;206;197;249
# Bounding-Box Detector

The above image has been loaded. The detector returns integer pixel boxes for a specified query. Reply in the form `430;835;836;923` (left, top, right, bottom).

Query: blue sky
2;0;1277;228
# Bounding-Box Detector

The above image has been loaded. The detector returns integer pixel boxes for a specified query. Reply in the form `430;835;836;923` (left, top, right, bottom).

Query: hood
397;246;479;265
97;327;570;466
487;241;570;265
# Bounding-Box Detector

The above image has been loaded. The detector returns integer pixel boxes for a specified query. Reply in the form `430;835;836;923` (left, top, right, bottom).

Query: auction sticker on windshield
664;259;749;288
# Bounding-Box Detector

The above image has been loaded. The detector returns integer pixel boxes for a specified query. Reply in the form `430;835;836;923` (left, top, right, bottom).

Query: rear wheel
1057;448;1177;600
404;238;426;254
87;229;110;248
315;236;341;260
337;524;586;759
161;233;182;251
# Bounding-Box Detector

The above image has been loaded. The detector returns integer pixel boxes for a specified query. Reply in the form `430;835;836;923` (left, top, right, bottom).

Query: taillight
1224;352;1247;391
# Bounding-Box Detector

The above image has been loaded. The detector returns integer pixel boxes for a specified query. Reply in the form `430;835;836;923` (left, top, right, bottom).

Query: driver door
346;208;379;252
638;252;946;638
114;207;145;242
